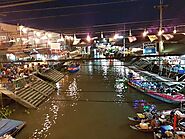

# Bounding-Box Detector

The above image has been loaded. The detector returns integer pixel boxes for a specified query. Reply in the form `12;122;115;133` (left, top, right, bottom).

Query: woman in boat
139;122;150;130
175;134;185;139
151;116;161;129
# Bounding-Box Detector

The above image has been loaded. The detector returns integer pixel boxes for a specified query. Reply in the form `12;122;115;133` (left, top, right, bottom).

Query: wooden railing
0;73;38;92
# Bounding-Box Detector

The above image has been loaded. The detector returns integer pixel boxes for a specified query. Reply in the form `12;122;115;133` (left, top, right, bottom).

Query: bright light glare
86;34;91;42
19;25;24;31
114;34;119;39
22;28;28;34
47;33;52;38
158;30;164;36
36;32;41;37
143;30;148;37
35;38;40;44
173;27;177;34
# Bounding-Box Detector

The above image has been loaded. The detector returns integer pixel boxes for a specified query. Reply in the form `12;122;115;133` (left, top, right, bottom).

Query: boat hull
130;125;153;132
0;119;25;137
128;81;184;104
67;66;80;73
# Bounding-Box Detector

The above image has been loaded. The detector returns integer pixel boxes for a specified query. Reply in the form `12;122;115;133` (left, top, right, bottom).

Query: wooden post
173;114;177;130
0;92;3;108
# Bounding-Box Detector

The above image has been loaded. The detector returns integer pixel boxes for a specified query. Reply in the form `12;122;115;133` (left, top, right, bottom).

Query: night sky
0;0;185;35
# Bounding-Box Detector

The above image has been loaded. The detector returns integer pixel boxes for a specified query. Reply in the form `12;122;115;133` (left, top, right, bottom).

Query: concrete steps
38;69;64;82
1;76;56;108
0;69;65;108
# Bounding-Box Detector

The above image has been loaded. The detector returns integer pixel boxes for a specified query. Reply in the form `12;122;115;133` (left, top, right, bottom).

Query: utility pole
154;0;168;75
123;24;126;58
154;0;168;54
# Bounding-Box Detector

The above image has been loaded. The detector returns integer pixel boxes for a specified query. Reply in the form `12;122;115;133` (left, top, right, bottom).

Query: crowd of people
135;106;185;139
0;63;50;83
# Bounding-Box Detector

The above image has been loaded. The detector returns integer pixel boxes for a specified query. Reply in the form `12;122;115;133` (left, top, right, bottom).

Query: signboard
180;101;185;111
50;43;60;50
143;42;157;55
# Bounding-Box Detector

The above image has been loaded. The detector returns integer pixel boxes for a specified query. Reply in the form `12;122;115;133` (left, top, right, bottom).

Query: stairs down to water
38;69;65;82
0;76;56;108
173;84;185;92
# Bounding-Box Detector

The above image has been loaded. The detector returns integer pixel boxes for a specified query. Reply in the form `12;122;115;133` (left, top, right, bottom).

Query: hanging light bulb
19;25;24;31
158;29;164;36
173;26;177;34
57;34;64;42
47;33;52;38
86;34;91;42
74;34;77;40
65;35;70;40
101;32;104;38
35;38;40;44
129;29;132;36
114;33;119;39
36;31;41;37
143;29;149;37
22;27;28;34
60;34;64;41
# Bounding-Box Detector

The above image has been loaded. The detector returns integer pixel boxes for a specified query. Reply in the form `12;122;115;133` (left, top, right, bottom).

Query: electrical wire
0;0;183;35
0;0;54;9
2;16;183;35
5;11;100;21
0;0;140;14
0;0;32;5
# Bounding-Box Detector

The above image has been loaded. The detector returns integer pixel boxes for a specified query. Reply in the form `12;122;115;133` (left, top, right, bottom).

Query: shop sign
143;42;157;55
0;36;7;41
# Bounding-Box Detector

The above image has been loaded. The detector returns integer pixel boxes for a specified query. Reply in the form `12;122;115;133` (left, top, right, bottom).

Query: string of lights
2;18;185;36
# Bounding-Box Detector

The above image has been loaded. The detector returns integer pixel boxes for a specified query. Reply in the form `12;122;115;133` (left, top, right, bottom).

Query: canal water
10;59;175;139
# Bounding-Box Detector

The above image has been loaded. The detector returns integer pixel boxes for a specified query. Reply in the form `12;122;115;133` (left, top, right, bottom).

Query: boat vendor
139;121;151;130
175;131;185;139
159;115;167;122
128;70;133;80
151;116;161;129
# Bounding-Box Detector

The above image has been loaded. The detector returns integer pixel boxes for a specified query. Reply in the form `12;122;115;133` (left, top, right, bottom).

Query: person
144;110;153;120
151;116;160;129
165;131;174;139
175;134;185;139
159;115;167;124
128;70;133;80
139;121;149;129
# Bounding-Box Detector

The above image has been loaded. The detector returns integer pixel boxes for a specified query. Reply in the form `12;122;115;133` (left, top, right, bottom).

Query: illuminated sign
143;42;157;55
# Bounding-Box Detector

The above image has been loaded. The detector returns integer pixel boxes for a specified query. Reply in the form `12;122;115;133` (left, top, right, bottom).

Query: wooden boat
128;116;141;122
0;119;25;137
128;113;147;122
130;123;154;132
128;80;185;104
153;125;174;139
67;64;80;73
147;90;185;104
0;134;14;139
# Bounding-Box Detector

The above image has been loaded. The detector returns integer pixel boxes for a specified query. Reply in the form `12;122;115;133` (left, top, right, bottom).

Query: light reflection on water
31;104;59;139
65;78;81;109
30;76;82;138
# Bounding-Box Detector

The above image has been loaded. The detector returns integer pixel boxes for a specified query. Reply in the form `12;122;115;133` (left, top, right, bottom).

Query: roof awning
14;52;29;58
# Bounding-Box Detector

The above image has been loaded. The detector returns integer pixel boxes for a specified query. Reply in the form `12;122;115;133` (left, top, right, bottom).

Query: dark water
10;59;175;139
